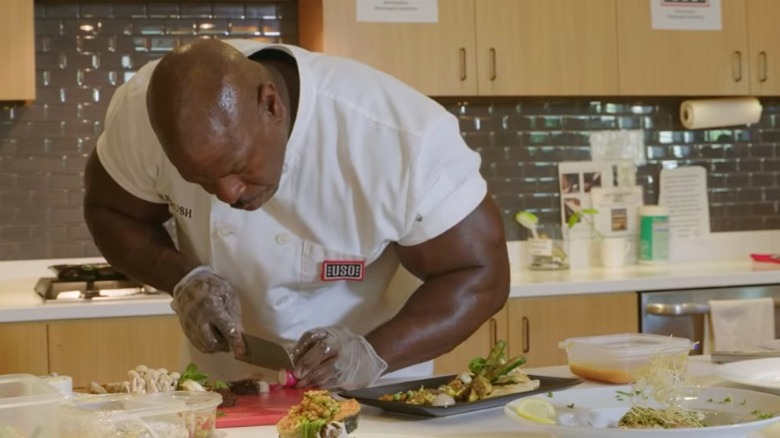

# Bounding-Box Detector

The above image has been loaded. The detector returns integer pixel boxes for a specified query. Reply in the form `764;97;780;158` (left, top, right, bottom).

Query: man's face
174;119;288;211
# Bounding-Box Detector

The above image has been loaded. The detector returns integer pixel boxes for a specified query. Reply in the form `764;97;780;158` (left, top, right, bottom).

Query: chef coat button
216;227;235;238
282;163;289;174
275;295;290;306
275;233;291;245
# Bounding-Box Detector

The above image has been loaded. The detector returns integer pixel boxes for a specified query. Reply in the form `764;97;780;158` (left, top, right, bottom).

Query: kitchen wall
0;1;778;260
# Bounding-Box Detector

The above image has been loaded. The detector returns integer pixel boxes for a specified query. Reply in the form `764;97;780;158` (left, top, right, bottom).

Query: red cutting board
216;388;310;428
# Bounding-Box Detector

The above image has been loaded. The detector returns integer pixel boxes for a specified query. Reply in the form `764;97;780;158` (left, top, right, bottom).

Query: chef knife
238;333;295;370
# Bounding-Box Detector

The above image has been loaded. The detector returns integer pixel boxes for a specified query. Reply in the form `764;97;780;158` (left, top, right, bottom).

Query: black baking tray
48;263;128;282
338;374;582;417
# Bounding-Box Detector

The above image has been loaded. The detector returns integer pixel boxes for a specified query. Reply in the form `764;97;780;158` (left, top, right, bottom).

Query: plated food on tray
339;340;581;417
277;390;360;438
505;347;780;437
505;385;780;438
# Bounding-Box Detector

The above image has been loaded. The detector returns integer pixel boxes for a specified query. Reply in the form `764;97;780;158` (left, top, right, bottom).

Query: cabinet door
508;293;638;367
617;0;748;95
300;0;478;96
48;316;184;389
0;0;35;100
0;323;49;375
433;306;508;375
475;0;619;96
747;0;780;94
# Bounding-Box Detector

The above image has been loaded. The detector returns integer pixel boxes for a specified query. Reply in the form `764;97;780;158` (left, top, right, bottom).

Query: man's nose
215;177;246;204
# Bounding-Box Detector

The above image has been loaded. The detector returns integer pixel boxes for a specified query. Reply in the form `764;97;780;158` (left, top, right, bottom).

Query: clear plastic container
59;393;190;438
558;333;693;384
139;391;223;438
0;374;63;438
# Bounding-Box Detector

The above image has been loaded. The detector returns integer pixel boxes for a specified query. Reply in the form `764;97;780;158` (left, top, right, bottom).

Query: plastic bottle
639;205;669;265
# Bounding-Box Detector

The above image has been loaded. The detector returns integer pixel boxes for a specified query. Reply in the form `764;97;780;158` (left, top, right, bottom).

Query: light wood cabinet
507;293;638;367
475;0;619;95
617;0;749;95
0;323;49;376
300;0;478;96
746;0;780;95
47;316;184;389
433;306;508;375
1;0;35;100
300;0;619;96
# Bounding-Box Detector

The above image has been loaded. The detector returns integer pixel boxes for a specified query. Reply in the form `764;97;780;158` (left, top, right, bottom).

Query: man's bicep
394;195;507;281
84;149;171;223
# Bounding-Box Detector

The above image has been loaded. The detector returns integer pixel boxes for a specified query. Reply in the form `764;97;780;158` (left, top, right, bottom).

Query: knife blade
238;333;295;370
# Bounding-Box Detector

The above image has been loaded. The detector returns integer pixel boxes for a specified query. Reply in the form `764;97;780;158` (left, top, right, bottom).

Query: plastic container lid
0;374;63;438
0;374;62;407
558;333;693;358
59;393;190;438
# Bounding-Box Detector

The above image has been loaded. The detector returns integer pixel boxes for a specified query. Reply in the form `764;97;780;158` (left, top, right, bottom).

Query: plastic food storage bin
0;374;63;438
59;393;190;438
558;333;694;384
139;391;222;438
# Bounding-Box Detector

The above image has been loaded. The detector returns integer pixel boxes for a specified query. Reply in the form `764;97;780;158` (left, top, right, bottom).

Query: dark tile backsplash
0;2;778;260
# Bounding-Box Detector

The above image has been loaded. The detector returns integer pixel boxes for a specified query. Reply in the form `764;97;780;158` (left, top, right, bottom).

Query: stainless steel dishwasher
639;284;780;355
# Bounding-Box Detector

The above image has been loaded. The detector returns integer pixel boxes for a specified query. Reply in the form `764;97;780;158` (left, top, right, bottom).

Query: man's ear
258;83;285;121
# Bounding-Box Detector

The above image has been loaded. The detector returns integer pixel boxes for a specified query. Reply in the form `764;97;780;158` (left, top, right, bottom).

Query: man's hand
171;266;246;356
291;325;388;391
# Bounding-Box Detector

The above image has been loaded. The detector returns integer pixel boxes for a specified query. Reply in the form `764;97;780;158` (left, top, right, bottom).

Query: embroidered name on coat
321;260;365;281
160;194;192;219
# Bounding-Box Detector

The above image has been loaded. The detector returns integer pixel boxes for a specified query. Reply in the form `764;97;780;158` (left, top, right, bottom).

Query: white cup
600;237;631;269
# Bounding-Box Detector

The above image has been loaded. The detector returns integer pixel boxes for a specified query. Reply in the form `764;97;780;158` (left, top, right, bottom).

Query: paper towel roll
680;97;762;129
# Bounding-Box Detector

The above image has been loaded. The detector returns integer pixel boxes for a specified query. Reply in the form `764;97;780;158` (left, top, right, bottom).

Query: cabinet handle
521;316;530;353
489;48;497;81
459;48;467;81
732;51;743;82
759;51;768;83
489;317;497;347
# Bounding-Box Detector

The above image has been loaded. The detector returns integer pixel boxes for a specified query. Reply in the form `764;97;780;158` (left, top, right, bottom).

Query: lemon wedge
513;397;557;425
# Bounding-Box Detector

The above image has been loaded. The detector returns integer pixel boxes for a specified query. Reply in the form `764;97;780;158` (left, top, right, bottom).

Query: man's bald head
145;39;291;210
146;39;268;161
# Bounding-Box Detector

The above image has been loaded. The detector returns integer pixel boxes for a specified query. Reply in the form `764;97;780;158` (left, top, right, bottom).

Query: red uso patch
321;260;365;281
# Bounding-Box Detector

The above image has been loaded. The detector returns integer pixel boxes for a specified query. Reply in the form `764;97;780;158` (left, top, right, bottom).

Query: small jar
638;205;670;265
527;224;570;270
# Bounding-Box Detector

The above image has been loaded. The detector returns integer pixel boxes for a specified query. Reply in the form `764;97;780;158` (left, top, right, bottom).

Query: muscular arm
365;194;510;372
83;149;200;293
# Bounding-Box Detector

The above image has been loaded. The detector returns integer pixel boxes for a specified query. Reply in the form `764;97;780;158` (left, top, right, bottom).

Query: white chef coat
96;39;487;381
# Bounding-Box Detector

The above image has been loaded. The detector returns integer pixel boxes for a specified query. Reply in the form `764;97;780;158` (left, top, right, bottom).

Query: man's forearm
365;266;509;373
84;206;199;294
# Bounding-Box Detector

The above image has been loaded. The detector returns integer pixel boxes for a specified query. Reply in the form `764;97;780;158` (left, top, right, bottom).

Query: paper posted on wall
659;166;711;241
557;161;616;240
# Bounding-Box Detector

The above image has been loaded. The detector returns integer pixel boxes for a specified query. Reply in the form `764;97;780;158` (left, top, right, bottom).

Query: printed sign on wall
650;0;722;31
357;0;438;23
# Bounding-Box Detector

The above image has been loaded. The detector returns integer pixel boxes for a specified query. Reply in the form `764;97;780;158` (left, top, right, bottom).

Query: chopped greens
752;410;775;420
618;348;703;429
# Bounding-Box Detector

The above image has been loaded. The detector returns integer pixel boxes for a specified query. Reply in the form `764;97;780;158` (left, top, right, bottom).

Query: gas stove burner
34;277;164;303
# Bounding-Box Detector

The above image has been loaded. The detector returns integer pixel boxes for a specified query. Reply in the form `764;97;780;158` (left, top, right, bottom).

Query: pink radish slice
277;368;297;387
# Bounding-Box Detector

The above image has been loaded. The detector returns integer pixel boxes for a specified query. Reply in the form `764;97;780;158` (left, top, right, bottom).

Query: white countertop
214;356;780;437
0;257;175;323
1;230;779;323
509;259;780;297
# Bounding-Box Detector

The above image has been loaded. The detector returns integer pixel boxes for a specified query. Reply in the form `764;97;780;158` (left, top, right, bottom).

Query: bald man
84;39;509;390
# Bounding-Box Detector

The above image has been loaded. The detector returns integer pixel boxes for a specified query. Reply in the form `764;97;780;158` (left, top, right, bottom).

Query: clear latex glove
171;266;245;356
291;325;388;391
